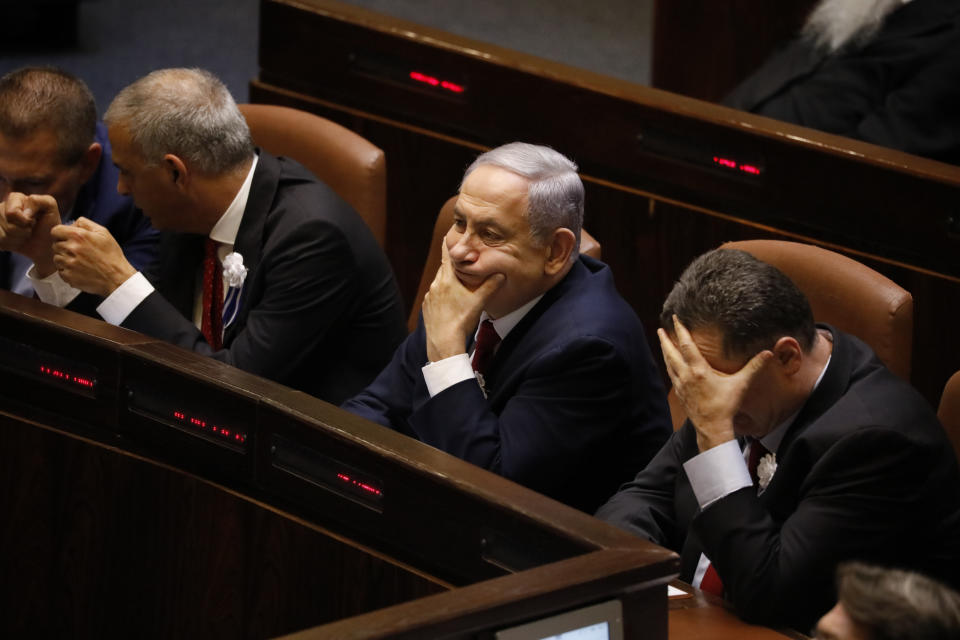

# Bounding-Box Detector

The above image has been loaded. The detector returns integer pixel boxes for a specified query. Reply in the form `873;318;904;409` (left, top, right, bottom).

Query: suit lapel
742;39;829;111
156;232;205;319
222;151;280;345
482;260;590;403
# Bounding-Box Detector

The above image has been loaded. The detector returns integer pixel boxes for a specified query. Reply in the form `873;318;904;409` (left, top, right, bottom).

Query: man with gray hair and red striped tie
19;67;406;404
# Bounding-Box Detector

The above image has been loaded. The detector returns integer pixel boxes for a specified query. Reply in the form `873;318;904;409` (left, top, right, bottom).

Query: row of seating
237;102;960;464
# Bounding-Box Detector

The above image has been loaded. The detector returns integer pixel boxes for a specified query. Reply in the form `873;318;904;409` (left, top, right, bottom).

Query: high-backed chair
237;103;387;247
407;195;602;332
938;371;960;463
667;239;914;430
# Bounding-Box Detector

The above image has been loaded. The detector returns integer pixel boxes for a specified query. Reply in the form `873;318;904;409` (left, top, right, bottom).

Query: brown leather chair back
938;371;960;463
667;239;914;430
238;104;387;247
407;195;602;332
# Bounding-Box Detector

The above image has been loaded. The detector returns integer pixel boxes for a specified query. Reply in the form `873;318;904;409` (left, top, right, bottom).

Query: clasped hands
0;192;134;297
422;240;504;363
658;316;773;452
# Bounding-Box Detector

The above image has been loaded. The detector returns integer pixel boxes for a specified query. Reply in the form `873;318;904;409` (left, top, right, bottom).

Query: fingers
740;349;774;382
474;272;505;300
72;216;103;232
440;235;451;264
2;192;37;228
657;327;683;383
671;315;707;364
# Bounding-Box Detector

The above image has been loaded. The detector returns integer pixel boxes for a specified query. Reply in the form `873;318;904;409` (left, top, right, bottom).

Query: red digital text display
173;410;247;445
336;472;383;497
409;70;465;94
712;156;763;176
39;365;95;389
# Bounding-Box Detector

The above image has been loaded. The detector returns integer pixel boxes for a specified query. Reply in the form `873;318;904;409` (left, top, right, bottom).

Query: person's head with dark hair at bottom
816;562;960;640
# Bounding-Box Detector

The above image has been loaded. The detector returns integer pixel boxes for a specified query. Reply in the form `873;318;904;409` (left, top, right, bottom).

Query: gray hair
104;68;253;174
0;67;97;166
836;562;960;640
463;142;584;255
662;248;816;358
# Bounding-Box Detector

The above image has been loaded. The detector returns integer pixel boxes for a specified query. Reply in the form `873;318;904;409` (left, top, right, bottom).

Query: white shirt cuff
422;354;475;397
683;439;752;508
96;271;154;325
27;266;82;308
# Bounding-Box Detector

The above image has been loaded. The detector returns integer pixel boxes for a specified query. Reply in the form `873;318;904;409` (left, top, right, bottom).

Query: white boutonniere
757;453;777;491
221;252;248;330
222;252;248;287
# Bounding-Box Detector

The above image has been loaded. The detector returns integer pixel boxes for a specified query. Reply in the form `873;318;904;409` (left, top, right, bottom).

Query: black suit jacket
724;0;960;164
343;256;673;513
596;327;960;632
122;152;407;404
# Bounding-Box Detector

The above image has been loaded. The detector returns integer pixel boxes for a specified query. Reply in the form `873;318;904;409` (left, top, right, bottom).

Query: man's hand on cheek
423;240;505;362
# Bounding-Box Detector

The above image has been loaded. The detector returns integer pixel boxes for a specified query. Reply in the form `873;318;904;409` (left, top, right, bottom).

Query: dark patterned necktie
471;319;501;375
201;238;223;350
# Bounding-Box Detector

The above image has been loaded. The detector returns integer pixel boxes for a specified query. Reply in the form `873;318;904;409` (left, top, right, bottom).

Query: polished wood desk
0;291;801;638
254;0;960;408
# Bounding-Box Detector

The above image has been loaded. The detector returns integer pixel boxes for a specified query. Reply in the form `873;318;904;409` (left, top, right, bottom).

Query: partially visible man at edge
8;67;406;403
343;142;672;513
596;248;960;633
815;562;960;640
0;66;157;313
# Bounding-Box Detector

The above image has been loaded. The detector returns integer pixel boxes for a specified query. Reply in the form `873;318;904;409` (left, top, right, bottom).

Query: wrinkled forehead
0;127;71;171
457;165;530;222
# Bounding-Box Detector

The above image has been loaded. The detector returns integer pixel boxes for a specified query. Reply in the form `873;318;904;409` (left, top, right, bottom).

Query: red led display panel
39;365;96;390
712;156;763;177
336;472;383;498
172;409;247;446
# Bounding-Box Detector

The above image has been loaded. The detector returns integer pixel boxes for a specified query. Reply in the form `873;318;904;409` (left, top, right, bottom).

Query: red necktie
471;319;501;375
201;238;223;350
699;439;770;598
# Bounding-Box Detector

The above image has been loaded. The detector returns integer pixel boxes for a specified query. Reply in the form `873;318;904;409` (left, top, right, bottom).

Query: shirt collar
478;294;544;342
209;154;258;247
759;351;832;453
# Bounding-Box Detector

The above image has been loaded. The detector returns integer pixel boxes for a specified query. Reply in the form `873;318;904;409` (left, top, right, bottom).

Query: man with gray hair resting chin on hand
343;142;672;513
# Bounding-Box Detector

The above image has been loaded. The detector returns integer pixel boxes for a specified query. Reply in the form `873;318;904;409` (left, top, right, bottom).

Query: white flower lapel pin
757;453;777;492
222;252;248;288
221;252;248;330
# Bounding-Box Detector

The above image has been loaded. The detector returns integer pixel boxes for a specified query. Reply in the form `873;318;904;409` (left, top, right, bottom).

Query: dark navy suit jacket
597;327;960;632
0;122;158;312
121;151;407;405
343;256;673;513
